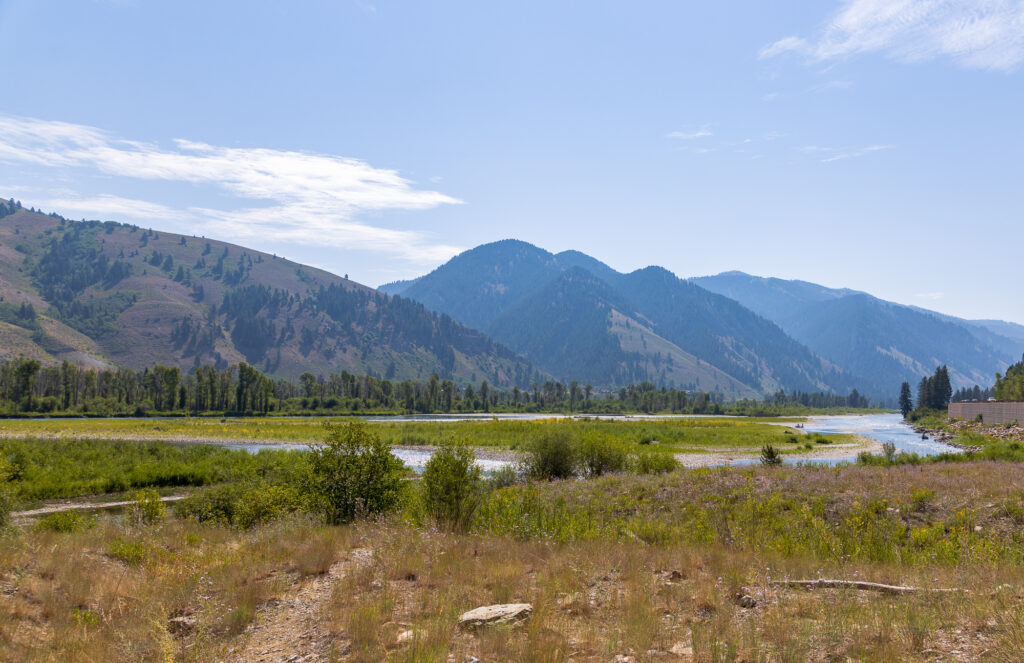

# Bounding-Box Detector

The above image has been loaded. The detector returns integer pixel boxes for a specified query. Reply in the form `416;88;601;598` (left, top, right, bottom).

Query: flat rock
458;603;532;630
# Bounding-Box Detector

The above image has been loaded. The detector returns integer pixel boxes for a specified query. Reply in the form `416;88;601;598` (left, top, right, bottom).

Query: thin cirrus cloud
0;115;464;262
666;128;713;140
761;0;1024;71
799;144;892;162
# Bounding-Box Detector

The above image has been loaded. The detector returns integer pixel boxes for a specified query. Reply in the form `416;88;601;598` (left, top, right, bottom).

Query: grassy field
0;417;868;507
4;460;1024;662
0;414;845;452
2;438;307;504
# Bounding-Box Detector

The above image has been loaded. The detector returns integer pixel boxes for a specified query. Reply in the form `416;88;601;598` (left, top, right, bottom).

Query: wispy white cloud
667;128;713;140
761;0;1024;71
0;115;463;263
38;194;188;221
799;143;893;162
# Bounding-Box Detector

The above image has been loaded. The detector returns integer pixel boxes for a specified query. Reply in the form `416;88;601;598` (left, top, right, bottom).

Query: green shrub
630;450;679;474
882;442;897;465
174;484;244;525
487;465;520;490
306;421;406;525
128;488;166;526
521;431;577;481
760;444;782;467
420;442;483;532
234;483;304;529
108;539;148;566
910;488;935;512
578;437;628;477
34;510;95;533
0;452;13;529
175;482;303;529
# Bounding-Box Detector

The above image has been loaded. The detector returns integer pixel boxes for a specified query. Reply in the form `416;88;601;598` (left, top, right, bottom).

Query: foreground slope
694;271;1020;392
0;201;542;386
383;240;851;395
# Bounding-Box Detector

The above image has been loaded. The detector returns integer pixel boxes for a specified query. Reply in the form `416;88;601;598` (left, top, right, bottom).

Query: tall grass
2;437;309;502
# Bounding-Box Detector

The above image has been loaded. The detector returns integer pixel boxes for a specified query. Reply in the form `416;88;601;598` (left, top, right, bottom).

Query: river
223;412;949;471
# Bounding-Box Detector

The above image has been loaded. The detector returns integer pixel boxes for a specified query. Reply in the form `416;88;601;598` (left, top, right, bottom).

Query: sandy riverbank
672;434;882;468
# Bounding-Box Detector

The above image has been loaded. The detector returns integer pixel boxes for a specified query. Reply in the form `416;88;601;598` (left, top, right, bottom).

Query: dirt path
225;548;373;663
12;494;187;518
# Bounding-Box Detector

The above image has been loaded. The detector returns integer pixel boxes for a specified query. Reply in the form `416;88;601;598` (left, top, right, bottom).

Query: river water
225;412;951;471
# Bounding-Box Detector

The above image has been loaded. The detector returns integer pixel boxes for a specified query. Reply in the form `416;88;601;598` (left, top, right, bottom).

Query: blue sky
1;1;1022;322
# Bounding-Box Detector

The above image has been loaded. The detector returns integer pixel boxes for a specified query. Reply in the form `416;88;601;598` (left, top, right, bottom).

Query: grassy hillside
0;202;543;387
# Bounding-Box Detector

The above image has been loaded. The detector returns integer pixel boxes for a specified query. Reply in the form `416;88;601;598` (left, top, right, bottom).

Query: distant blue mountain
381;241;853;396
693;271;1021;394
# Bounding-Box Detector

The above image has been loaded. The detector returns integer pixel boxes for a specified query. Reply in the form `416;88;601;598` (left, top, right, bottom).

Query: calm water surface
224;412;953;471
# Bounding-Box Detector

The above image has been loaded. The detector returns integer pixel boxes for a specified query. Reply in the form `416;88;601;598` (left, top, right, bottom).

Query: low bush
882;442;897;464
108;539;149;566
521;431;577;481
487;464;520;490
578;437;628;477
175;484;244;525
760;444;782;466
420;442;483;532
0;451;13;529
306;421;406;525
128;488;167;526
34;510;95;533
630;450;679;474
175;481;304;529
235;483;305;529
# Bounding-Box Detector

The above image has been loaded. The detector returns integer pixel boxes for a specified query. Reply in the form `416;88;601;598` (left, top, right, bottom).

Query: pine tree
934;365;952;409
917;376;931;410
899;381;913;418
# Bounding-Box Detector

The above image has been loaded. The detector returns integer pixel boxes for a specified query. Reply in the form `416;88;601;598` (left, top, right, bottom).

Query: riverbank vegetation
0;358;885;417
995;355;1024;401
0;414;852;451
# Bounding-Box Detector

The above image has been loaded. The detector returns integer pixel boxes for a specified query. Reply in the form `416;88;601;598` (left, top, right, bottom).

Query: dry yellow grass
5;461;1024;661
2;514;1023;662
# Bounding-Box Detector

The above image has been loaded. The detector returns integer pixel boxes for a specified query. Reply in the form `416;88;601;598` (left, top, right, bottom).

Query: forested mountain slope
694;271;1020;392
382;240;853;395
0;201;543;387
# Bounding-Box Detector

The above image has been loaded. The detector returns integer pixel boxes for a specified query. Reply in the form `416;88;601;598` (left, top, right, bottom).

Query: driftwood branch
771;580;962;595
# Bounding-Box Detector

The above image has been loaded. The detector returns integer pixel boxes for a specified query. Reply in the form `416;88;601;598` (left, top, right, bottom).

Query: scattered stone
670;642;694;656
668;570;684;581
458;603;533;631
735;594;757;608
395;630;416;646
167;614;197;636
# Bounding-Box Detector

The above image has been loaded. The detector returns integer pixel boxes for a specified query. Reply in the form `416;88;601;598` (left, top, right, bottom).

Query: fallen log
771;580;962;595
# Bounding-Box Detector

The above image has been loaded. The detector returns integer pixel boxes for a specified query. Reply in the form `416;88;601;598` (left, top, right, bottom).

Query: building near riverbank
948;401;1024;424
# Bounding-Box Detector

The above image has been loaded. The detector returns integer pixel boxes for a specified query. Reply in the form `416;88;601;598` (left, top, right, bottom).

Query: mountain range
692;271;1024;395
380;240;854;397
383;240;1024;399
4;200;1021;400
0;202;543;388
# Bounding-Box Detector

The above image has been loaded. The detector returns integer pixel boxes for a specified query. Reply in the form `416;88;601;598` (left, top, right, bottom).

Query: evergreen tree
898;381;913;418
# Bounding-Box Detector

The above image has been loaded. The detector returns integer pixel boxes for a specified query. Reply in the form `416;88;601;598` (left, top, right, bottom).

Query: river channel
224;412;952;471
